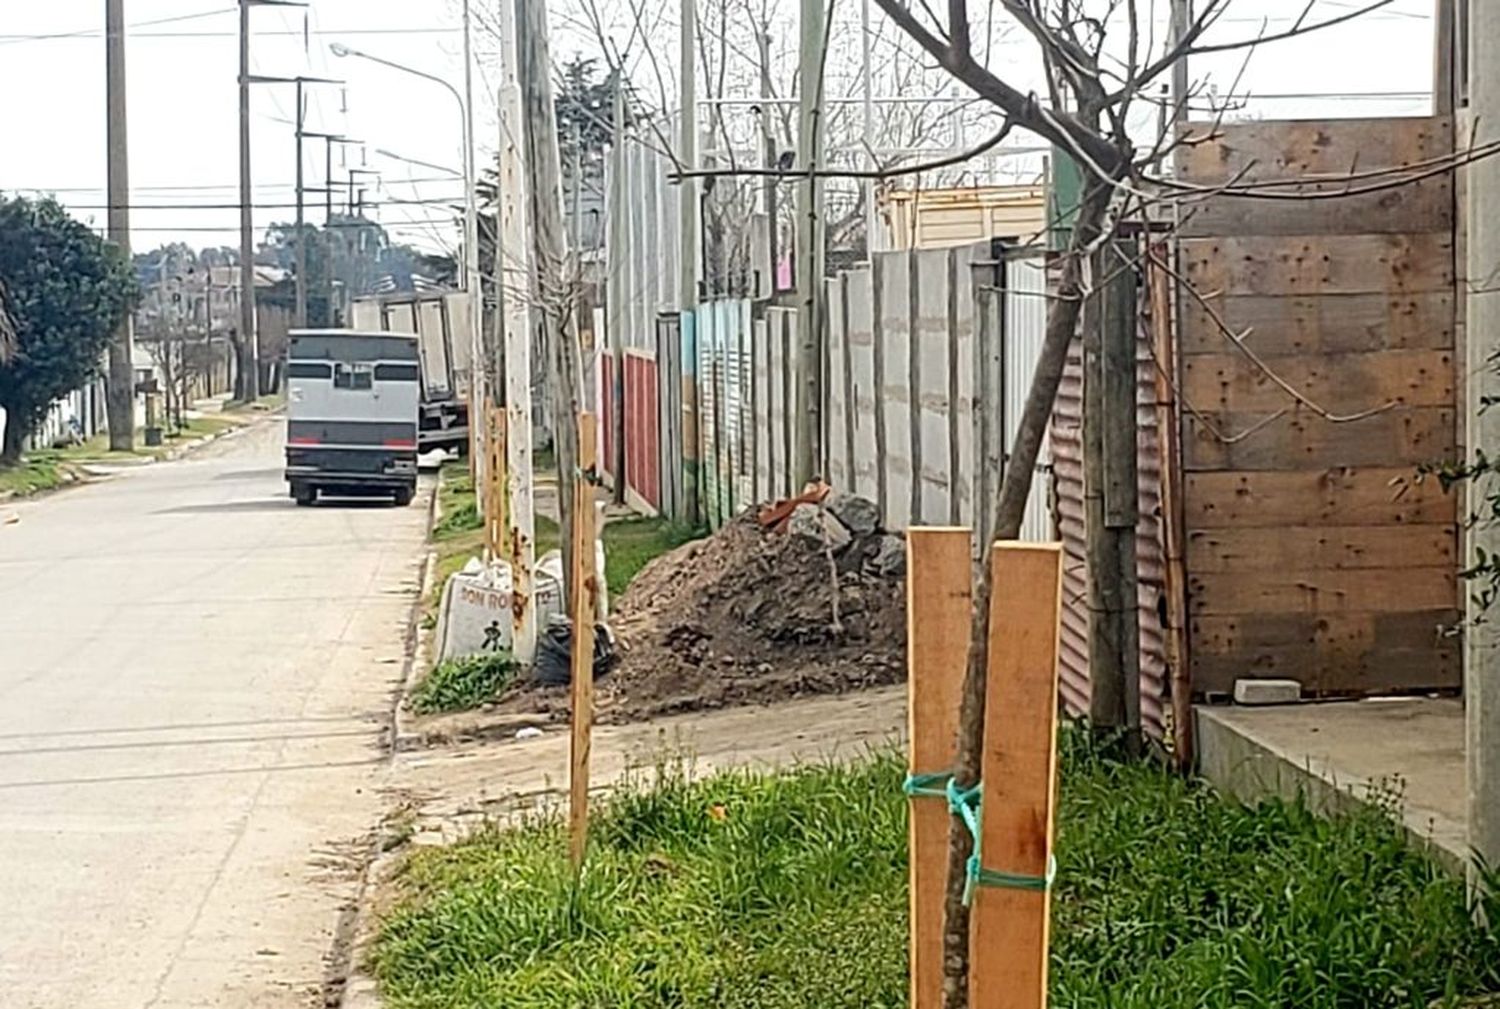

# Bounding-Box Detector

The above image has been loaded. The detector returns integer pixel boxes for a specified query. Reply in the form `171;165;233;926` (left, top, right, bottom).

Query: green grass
427;461;700;615
0;414;244;498
410;651;520;714
373;732;1500;1009
0;454;67;497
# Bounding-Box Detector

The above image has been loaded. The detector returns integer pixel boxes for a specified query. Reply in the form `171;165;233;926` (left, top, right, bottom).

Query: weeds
409;651;518;714
374;732;1500;1008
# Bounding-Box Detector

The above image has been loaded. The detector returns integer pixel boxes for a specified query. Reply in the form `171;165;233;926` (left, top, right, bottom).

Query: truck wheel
293;484;317;507
393;486;414;507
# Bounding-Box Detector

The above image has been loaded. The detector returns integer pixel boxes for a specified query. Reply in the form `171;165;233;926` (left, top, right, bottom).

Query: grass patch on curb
427;461;700;616
410;651;520;714
373;732;1500;1009
0;455;67;497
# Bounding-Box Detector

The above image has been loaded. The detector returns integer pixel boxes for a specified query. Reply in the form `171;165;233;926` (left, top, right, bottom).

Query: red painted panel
622;352;661;511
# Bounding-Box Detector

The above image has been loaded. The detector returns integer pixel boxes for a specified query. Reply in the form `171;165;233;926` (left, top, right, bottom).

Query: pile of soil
497;501;907;724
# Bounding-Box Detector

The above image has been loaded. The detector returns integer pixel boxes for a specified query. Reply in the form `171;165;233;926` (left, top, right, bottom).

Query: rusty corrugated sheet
1052;337;1090;719
1048;293;1169;740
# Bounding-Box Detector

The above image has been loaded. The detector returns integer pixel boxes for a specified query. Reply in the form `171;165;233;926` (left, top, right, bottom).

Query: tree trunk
940;179;1113;1009
1;407;27;466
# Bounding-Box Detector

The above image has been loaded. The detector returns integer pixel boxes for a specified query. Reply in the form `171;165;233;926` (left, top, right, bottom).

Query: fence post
969;542;1063;1009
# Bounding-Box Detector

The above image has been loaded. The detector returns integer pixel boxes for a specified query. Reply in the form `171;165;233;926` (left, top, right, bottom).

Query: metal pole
105;0;136;450
679;0;701;521
238;0;260;399
794;0;826;484
294;79;308;330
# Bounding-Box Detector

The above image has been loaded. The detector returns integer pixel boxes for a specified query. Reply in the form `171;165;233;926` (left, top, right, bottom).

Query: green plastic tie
903;770;1056;905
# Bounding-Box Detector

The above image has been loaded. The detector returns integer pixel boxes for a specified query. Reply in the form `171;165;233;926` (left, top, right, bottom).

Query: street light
331;30;485;506
327;41;477;315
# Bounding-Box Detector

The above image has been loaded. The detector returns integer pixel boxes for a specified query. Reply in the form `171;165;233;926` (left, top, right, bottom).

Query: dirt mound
495;498;907;724
596;510;905;718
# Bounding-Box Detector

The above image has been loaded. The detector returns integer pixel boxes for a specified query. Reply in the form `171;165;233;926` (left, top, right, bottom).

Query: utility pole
294;79;308;329
1084;244;1141;744
860;0;879;254
1468;0;1500;889
679;0;701;522
756;31;778;291
1170;0;1191;122
518;0;585;612
794;0;826;485
238;0;259;401
497;0;538;664
105;0;135;451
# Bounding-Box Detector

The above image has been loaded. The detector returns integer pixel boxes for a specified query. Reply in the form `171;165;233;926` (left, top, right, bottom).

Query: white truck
349;292;474;452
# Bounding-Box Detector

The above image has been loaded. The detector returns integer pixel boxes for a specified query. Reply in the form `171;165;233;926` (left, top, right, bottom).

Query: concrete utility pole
294;79;308;329
794;0;826;485
518;0;586;612
105;0;135;451
679;0;701;522
1467;0;1500;888
238;0;258;400
496;0;538;663
1170;0;1191;122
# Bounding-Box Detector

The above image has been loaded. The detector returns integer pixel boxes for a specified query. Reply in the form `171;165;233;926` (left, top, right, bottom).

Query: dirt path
387;685;905;846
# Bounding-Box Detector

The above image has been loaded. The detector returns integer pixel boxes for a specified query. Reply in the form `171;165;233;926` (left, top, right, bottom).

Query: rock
787;502;853;552
515;726;543;740
824;490;881;537
871;534;906;577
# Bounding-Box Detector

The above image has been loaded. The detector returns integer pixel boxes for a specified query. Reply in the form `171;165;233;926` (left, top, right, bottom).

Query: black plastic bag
532;615;618;686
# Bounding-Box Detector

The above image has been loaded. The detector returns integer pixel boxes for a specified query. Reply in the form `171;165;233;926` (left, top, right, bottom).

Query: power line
0;25;460;43
0;8;238;46
38;196;465;211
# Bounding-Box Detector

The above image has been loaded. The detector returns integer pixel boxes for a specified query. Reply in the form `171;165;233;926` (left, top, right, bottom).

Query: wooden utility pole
794;0;826;485
679;0;702;522
105;0;135;451
1170;0;1191;121
496;0;537;663
518;0;585;610
1083;245;1140;739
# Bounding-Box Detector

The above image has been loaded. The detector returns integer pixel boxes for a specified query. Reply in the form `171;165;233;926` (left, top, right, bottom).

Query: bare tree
857;1;1406;1005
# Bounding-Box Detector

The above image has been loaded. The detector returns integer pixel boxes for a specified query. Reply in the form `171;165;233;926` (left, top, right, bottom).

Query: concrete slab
1196;698;1466;872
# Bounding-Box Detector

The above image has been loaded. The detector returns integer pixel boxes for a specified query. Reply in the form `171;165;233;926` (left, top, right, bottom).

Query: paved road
0;421;428;1008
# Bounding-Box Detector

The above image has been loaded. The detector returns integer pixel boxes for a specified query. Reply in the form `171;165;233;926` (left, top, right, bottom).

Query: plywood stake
969;541;1064;1009
906;527;972;1009
568;411;599;868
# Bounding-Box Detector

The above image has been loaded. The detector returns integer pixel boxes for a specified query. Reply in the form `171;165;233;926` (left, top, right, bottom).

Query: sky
0;0;1437;257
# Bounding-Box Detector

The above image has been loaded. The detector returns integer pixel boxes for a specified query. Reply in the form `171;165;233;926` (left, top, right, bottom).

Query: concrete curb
332;478;440;1009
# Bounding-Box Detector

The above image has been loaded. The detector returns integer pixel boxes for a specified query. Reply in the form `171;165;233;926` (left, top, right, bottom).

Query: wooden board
569;412;599;868
1176;177;1452;238
1188;566;1457;616
1176;117;1453;183
1181;233;1454;297
1183;467;1456;528
905;528;971;1009
970;542;1063;1009
1191;610;1461;694
1186;524;1455;573
1182;406;1455;471
1181;350;1454;413
1179;292;1455;356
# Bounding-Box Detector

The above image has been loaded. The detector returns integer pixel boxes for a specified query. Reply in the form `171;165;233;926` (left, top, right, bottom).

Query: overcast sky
0;0;1435;257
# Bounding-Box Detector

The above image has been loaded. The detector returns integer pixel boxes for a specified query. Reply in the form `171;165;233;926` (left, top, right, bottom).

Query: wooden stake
906;528;973;1009
568;411;599;868
969;542;1063;1009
